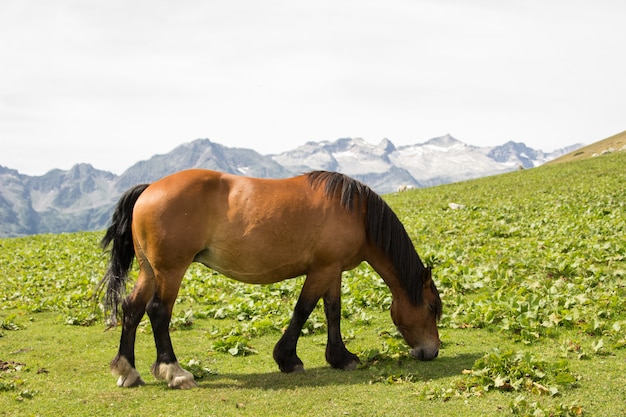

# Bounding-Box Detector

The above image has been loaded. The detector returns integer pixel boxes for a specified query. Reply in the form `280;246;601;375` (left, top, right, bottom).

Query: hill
546;129;626;164
1;151;624;416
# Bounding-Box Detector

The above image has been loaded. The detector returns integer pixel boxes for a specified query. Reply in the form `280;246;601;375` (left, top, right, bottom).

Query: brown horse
100;169;441;389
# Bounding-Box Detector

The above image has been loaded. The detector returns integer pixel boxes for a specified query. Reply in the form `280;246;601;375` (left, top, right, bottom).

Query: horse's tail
99;183;150;327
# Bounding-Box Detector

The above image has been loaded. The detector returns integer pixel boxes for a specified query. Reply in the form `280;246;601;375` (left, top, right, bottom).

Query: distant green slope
546;129;626;165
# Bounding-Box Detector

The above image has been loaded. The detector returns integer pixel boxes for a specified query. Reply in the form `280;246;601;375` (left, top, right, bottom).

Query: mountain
0;136;581;237
115;139;291;191
272;135;580;189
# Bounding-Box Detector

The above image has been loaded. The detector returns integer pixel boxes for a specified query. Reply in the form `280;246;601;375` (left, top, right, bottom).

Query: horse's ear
423;267;432;284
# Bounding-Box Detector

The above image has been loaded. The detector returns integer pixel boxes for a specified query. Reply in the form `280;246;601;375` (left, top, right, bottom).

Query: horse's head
390;268;441;361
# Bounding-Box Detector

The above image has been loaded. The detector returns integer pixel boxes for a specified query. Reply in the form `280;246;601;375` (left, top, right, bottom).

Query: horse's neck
364;242;405;298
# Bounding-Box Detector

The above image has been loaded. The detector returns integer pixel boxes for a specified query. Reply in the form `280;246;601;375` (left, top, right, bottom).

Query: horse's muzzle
410;346;439;361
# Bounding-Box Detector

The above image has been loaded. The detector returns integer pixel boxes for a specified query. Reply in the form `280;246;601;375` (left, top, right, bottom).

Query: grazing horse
100;169;442;389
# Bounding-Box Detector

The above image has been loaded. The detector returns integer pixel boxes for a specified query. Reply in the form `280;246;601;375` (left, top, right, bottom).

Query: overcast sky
1;0;625;176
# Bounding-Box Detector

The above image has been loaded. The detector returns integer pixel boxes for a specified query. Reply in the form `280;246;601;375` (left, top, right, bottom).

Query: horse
99;169;442;389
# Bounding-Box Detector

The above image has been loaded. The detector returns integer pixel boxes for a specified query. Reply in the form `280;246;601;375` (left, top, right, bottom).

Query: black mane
305;171;430;307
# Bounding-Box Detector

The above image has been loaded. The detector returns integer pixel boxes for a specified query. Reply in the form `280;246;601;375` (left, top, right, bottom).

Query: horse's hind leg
110;269;154;387
147;270;196;389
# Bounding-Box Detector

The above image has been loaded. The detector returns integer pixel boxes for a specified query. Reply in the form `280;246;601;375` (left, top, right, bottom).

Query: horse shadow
194;352;482;390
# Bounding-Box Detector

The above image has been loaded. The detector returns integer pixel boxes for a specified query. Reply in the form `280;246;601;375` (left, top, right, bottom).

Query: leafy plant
64;311;98;326
210;335;258;356
0;314;23;333
463;349;578;396
169;309;195;330
510;395;584;416
180;359;217;380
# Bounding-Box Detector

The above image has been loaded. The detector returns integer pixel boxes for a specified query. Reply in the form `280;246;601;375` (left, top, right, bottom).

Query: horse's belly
193;245;309;284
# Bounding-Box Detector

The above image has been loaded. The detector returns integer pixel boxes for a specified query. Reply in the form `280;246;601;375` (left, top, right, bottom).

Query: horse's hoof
112;356;145;388
327;351;361;370
152;361;197;389
116;373;145;388
279;362;305;373
169;376;198;389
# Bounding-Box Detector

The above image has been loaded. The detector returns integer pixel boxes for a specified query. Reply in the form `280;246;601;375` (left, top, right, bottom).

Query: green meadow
1;152;625;416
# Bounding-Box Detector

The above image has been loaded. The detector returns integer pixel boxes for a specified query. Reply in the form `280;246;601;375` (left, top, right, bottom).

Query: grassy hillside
547;129;626;164
1;152;625;416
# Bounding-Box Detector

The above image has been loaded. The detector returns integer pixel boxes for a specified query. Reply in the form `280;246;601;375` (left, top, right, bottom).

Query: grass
0;312;489;416
7;312;620;417
1;152;625;416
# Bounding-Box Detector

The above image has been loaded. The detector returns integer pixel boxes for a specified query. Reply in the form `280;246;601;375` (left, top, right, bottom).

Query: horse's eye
428;304;436;313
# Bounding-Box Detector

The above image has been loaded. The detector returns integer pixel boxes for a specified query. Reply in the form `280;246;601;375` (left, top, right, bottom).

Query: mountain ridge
0;135;582;237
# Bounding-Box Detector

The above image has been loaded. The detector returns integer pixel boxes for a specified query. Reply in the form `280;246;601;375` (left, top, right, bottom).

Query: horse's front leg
146;292;196;389
323;279;360;370
273;291;319;373
274;268;343;373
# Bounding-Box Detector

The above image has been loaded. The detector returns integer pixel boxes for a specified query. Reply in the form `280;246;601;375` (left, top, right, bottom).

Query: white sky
1;0;625;176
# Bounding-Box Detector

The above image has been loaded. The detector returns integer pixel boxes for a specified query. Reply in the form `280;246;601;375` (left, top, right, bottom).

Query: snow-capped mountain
273;135;578;190
0;136;581;237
